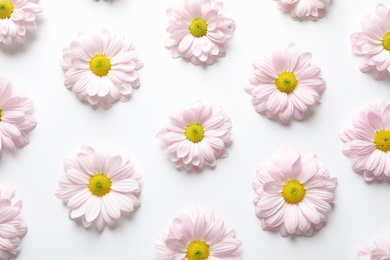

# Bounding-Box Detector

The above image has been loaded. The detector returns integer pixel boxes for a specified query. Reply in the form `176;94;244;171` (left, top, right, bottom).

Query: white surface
0;0;389;259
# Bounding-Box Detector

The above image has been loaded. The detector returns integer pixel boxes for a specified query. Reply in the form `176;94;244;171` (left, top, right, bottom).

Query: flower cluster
55;145;142;230
253;148;337;236
3;0;390;258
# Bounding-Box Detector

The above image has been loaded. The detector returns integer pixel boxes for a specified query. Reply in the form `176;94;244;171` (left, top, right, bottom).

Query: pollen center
0;0;14;19
275;72;298;94
90;54;111;77
282;180;306;204
189;18;208;38
186;240;210;260
0;109;2;122
185;123;205;143
374;130;390;152
383;32;390;51
88;174;112;197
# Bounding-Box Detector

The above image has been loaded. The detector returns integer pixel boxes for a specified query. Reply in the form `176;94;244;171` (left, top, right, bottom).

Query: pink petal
283;205;298;234
111;179;141;193
85;197;102;222
102;195;121;219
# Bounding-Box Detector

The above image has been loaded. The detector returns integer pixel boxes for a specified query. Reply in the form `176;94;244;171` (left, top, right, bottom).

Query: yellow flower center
89;54;111;77
0;0;14;19
189;18;208;38
88;174;112;197
0;109;2;122
374;129;390;152
383;32;390;51
281;180;306;204
186;240;210;260
185;123;205;143
275;72;298;94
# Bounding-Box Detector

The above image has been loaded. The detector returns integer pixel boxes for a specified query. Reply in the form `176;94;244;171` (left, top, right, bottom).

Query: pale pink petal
102;195;121;219
111;179;141;193
210;239;241;256
283;206;299;234
358;234;390;260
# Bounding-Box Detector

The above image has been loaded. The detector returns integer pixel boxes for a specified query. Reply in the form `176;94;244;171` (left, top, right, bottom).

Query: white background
0;0;389;259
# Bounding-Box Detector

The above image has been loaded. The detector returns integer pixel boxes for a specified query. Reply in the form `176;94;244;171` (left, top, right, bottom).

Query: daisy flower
0;0;41;45
55;145;142;230
340;100;390;182
165;0;235;65
358;234;390;260
252;147;337;237
0;76;37;158
155;207;242;260
351;4;390;80
157;101;232;172
244;43;325;124
60;29;143;109
0;187;28;260
276;0;330;21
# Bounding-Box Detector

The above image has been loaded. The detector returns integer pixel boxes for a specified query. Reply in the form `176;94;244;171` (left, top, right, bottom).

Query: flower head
244;43;325;124
0;0;41;45
358;234;390;260
165;0;235;65
340;100;390;182
60;29;143;109
55;145;142;230
276;0;330;21
351;4;390;80
157;101;232;172
155;207;242;260
252;148;337;237
0;76;36;158
0;187;27;260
